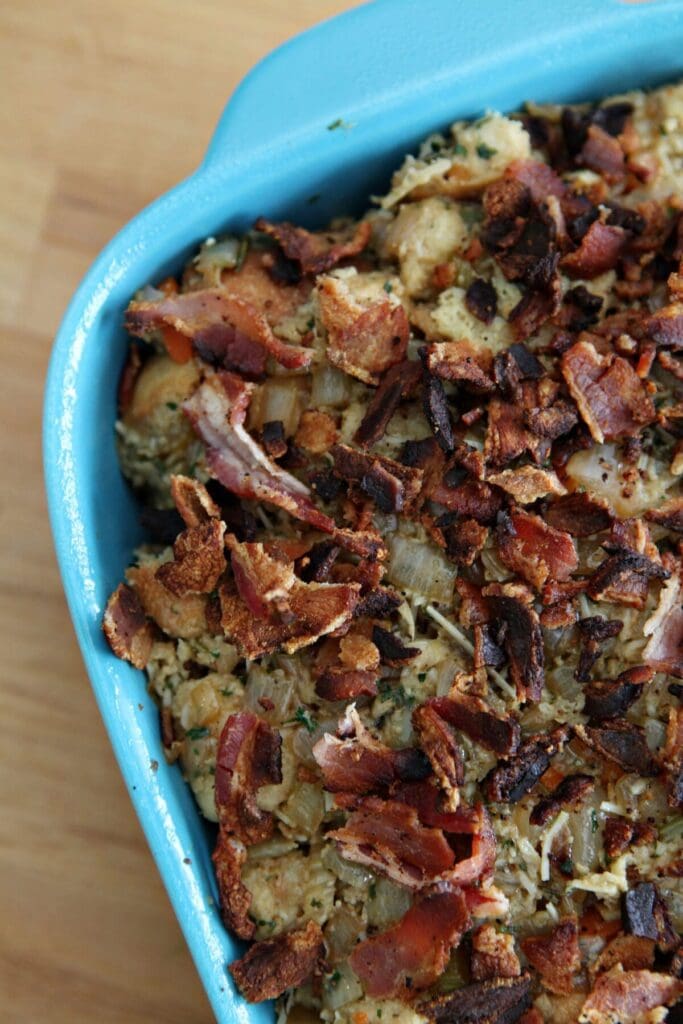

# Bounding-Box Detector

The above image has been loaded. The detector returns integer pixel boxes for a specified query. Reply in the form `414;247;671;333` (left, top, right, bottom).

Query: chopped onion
249;377;309;436
387;535;457;603
310;361;352;409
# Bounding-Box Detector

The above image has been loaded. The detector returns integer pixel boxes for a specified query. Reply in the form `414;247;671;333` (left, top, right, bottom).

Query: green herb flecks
185;726;210;740
453;142;467;157
327;118;352;132
287;706;317;734
476;142;498;159
377;680;416;709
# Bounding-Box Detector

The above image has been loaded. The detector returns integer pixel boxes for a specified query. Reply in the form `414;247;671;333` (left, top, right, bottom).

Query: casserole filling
105;82;683;1024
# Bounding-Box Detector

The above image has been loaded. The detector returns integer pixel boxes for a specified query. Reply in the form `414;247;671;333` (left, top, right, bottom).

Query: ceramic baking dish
43;0;683;1019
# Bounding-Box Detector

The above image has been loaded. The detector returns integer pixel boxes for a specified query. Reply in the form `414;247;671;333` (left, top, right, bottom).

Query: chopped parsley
310;898;323;908
560;858;574;875
377;680;416;709
476;142;498;159
256;919;276;932
185;726;209;740
287;706;317;733
327;969;342;987
165;401;178;411
219;687;233;698
327;118;352;131
417;672;427;683
453;142;467;157
383;280;393;294
368;881;377;900
591;809;599;834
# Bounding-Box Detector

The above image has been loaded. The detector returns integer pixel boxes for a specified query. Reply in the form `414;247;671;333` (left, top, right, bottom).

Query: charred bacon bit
623;883;679;952
474;624;506;671
530;773;595;827
604;816;636;860
313;706;428;793
485;377;566;467
561;221;627;279
579;968;683;1024
350;887;471;1000
561;340;656;443
328;796;456;888
156;518;227;597
524;398;578;442
488;595;545;703
563;285;604;331
590;935;656;981
229;918;326;1003
579;124;626;181
102;582;154;669
471;924;521;982
497;510;578;592
422;358;456;453
412;703;464;809
315;668;378;702
254;217;371;276
354;586;402;619
484;726;568;803
212;832;254;939
372;625;419;665
227;535;296;620
297;542;340;583
331;443;423;515
646;301;683;348
545;491;613;537
487;465;566;505
493;343;544;396
442;516;490;567
169;474;220;527
426;341;495;392
521;918;580;995
125;288;312;372
646;496;683;534
576;721;658;777
215;711;282;845
508;273;562;341
576;615;624;682
507;158;567;202
433;478;504;525
643;570;683;679
427;695;520;757
419;973;532;1024
318;274;410;385
261;419;288;459
354;359;422;447
584;665;654;722
465;278;499;324
587;550;669;610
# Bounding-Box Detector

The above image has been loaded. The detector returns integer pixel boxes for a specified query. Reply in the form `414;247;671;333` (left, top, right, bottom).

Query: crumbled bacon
487;594;545;703
412;703;464;809
315;668;378;702
422;359;456;453
426;341;495;392
440;516;489;567
354;359;422;447
590;936;655;980
212;832;254;939
645;301;683;348
530;773;595;827
576;615;624;682
576;721;658;777
507;158;567;202
646;496;683;534
584;665;653;722
579;124;626;181
156;518;227;597
419;974;532;1024
603;816;657;859
432;477;504;525
426;695;520;757
125;288;312;372
169;474;220;527
521;918;580;995
215;711;282;845
331;443;423;515
508;272;562;341
643;569;683;679
561;340;656;443
587;549;668;610
318;274;409;385
484;726;568;803
254;217;371;276
545;491;613;537
623;882;679;952
465;278;498;324
372;625;419;665
579;967;683;1024
349;887;470;999
485;389;557;468
103;583;154;669
493;343;544;395
228;919;326;1003
471;924;521;982
488;465;566;505
561;221;626;279
354;585;402;619
497;510;578;591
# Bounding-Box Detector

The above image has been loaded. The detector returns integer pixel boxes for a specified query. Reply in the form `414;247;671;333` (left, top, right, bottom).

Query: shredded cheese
540;811;569;881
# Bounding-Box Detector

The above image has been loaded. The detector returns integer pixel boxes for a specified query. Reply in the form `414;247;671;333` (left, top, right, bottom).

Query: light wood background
0;2;359;1020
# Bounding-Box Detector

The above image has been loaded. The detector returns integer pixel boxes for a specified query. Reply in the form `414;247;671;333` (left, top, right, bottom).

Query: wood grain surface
0;2;359;1020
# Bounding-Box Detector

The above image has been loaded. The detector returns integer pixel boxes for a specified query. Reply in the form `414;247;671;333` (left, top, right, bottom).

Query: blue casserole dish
43;0;683;1019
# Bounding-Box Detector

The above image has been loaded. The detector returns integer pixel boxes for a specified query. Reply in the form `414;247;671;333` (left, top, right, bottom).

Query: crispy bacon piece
228;919;326;1003
127;564;211;639
646;496;683;534
521;918;580;995
645;301;683;348
493;343;544;396
432;478;504;525
484;726;568;803
331;443;423;515
125;288;312;372
587;550;668;610
579;124;626;180
497;510;578;592
466;278;499;324
545;491;613;537
426;695;520;757
576;722;657;777
579;967;683;1024
169;474;220;526
487;466;566;505
103;583;154;669
354;585;402;619
315;667;378;701
561;221;626;279
183;372;382;559
509;273;562;341
354;359;422;447
530;773;595;827
623;883;679;952
349;887;470;1000
156;518;227;597
561;340;655;443
328;797;457;888
419;974;532;1024
254;217;371;276
215;711;282;845
440;516;489;567
507;158;567;202
372;625;419;665
412;703;464;809
576;615;624;682
312;707;428;794
643;570;683;679
488;594;545;703
590;936;655;981
318;274;409;385
423;361;456;453
603;816;657;860
471;924;521;982
212;832;254;939
426;341;495;392
584;666;653;722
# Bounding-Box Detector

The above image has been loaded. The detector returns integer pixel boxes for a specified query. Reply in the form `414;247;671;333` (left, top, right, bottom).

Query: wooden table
0;3;358;1019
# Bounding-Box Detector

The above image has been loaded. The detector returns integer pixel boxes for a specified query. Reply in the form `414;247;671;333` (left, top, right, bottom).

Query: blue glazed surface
43;1;683;1020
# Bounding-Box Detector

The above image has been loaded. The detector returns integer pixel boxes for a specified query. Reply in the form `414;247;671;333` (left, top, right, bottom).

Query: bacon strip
229;919;326;1003
545;491;613;537
561;221;626;279
125;288;312;371
579;968;683;1024
419;974;532;1024
349;887;470;999
497;510;578;591
354;360;422;447
254;217;371;276
412;703;464;809
425;340;495;392
576;722;658;777
484;726;568;803
215;712;282;845
103;583;154;669
530;774;595;827
331;443;423;515
521;918;580;995
583;666;653;722
487;595;545;703
426;695;520;757
623;882;678;952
